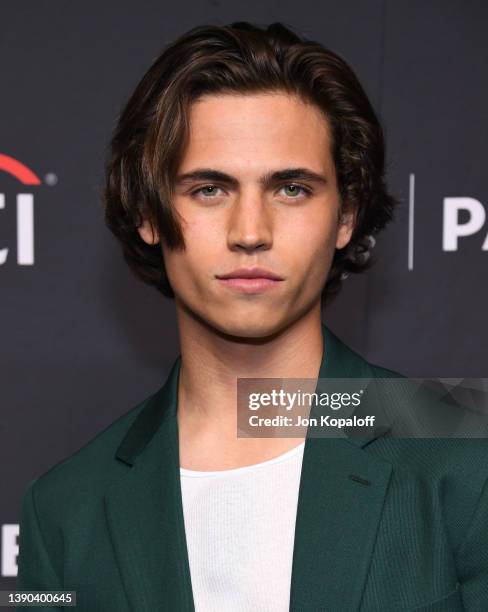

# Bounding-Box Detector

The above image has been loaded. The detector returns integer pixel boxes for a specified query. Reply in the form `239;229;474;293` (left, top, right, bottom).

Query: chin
209;314;288;342
181;294;296;341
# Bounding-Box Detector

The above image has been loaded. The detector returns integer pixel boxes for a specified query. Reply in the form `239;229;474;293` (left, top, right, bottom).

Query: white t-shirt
180;441;306;612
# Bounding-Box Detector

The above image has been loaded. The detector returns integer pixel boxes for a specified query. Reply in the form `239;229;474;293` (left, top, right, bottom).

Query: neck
175;303;324;425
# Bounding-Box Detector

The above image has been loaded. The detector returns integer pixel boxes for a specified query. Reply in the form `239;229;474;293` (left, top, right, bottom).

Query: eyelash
190;183;313;199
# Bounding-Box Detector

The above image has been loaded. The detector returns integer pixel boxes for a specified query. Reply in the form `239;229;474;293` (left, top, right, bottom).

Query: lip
216;267;284;280
215;267;285;294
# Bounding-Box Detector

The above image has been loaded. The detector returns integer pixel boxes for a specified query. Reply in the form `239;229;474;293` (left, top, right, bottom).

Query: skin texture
137;92;356;469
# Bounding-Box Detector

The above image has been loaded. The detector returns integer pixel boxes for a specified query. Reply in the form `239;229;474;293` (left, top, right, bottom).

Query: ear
335;207;357;250
137;217;160;245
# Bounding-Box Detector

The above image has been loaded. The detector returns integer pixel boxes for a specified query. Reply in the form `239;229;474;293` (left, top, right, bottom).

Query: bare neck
178;305;323;435
174;303;324;469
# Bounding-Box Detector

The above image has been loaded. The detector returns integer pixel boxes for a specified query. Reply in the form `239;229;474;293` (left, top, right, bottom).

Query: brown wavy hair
102;21;397;303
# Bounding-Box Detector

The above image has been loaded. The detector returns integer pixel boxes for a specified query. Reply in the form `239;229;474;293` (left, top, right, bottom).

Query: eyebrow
175;167;328;189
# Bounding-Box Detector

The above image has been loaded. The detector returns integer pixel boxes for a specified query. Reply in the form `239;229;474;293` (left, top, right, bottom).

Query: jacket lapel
290;436;392;610
104;324;394;611
104;357;195;611
289;326;393;610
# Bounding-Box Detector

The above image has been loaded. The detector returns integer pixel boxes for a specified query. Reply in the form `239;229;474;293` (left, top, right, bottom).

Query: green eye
201;186;218;195
282;184;310;198
192;185;223;197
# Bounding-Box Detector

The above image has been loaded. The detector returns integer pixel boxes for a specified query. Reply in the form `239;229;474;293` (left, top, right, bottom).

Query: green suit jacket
16;325;488;611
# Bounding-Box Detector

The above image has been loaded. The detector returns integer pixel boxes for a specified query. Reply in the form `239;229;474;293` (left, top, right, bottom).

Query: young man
17;21;488;611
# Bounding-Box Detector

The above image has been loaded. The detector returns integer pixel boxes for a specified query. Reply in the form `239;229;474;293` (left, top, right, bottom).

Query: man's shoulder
341;338;488;486
369;362;403;378
364;372;488;492
323;325;404;380
23;389;158;511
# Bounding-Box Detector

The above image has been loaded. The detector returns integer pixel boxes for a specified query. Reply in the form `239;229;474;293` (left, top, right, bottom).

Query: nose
226;190;273;254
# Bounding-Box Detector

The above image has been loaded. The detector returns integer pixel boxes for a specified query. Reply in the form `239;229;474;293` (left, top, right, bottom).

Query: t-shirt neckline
180;440;306;478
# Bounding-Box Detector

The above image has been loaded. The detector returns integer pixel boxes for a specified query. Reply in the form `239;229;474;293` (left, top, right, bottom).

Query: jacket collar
115;324;390;466
105;324;393;611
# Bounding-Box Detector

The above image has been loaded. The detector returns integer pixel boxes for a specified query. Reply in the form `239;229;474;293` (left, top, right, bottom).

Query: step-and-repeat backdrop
1;1;486;589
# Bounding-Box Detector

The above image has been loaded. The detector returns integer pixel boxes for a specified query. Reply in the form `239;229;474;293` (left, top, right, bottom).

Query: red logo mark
0;153;41;185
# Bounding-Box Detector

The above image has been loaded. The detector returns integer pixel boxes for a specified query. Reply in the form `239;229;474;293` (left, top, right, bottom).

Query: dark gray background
1;0;487;588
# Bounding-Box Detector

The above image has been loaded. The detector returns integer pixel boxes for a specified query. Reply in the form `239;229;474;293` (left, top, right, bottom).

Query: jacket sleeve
16;479;64;611
457;475;488;609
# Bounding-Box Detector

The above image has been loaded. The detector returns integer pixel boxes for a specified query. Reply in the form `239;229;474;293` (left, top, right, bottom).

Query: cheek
184;218;222;269
162;219;220;289
278;210;338;273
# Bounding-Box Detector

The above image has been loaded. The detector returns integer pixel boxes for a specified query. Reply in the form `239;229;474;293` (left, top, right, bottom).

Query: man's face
138;92;355;338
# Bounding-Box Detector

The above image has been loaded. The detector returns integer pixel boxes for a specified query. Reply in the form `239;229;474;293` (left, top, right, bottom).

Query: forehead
179;91;334;175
